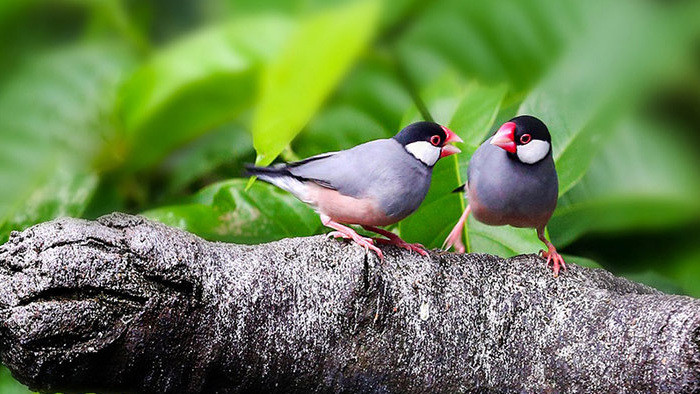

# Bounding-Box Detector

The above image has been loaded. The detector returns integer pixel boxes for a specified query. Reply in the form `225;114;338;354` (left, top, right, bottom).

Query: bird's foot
374;237;429;257
328;231;384;261
540;246;567;277
361;225;428;257
327;231;350;239
441;205;470;253
442;226;466;254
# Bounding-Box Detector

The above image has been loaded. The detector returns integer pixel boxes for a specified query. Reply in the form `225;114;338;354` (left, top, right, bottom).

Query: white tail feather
257;174;310;203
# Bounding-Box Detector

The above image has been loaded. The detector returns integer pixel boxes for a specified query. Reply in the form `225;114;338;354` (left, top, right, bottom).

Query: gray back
290;139;432;220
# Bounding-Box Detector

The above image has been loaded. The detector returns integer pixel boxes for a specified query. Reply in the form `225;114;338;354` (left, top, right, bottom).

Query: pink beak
440;125;463;158
491;122;517;153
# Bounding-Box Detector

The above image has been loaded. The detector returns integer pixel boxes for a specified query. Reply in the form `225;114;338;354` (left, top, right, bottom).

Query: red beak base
491;122;517;153
440;125;463;158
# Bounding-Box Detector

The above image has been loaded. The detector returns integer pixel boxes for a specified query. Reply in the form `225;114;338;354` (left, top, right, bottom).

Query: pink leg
321;215;384;261
361;226;429;257
442;205;471;253
537;228;566;277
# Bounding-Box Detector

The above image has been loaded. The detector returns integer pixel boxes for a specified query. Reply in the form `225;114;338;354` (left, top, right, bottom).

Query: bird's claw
442;205;470;253
408;243;430;257
540;247;567;277
358;238;384;261
374;238;429;256
327;231;350;239
442;228;465;254
329;231;384;261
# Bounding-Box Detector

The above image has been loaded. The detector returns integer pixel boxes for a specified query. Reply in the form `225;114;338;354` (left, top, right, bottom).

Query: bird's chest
468;152;558;228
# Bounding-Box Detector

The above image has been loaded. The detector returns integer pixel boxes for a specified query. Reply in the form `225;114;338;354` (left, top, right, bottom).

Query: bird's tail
245;163;288;178
452;184;466;193
245;164;308;200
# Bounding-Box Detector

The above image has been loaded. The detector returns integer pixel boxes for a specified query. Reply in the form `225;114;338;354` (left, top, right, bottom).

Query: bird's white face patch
405;141;441;166
516;140;550;164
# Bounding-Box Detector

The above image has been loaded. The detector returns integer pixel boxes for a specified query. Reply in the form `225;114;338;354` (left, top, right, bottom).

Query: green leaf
293;105;390;158
160;123;254;195
143;179;322;244
0;43;135;242
562;255;603;270
292;57;412;158
621;270;688;297
467;221;543;258
396;0;579;90
0;170;98;243
658;244;700;298
119;15;293;170
520;0;700;196
0;0;97;80
229;0;356;16
0;366;33;394
398;74;508;249
549;118;700;247
451;82;508;171
251;0;380;167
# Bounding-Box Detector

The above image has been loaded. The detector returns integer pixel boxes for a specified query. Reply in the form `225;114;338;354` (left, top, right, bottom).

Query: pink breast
306;185;396;226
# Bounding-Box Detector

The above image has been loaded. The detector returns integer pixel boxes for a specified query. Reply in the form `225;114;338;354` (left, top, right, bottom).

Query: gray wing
289;139;432;219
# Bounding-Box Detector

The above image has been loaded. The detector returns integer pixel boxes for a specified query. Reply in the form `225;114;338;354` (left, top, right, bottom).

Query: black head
393;121;462;166
512;115;551;144
491;115;552;164
393;121;447;146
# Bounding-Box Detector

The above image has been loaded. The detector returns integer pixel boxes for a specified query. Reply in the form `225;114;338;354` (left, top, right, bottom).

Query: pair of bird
247;115;566;276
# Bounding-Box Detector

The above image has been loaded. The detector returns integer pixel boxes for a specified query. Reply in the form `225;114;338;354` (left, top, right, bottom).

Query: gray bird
246;121;463;260
443;115;565;276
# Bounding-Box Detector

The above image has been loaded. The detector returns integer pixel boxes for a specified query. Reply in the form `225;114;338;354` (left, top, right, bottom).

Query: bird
442;115;566;276
246;121;463;260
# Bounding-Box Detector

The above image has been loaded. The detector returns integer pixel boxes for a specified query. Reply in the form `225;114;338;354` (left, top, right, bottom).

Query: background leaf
119;16;293;170
292;57;412;157
0;367;32;394
143;179;322;244
549;118;700;247
251;0;380;166
0;43;135;242
158;123;254;197
395;0;580;91
520;0;700;196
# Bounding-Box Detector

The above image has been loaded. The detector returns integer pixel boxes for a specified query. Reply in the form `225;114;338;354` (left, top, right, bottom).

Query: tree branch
0;214;698;393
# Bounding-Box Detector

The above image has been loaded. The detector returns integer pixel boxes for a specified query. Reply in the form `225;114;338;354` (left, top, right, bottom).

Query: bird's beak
440;125;463;158
491;122;517;153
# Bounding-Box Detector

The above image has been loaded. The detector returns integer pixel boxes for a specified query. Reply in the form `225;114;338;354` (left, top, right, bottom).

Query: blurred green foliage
1;0;700;390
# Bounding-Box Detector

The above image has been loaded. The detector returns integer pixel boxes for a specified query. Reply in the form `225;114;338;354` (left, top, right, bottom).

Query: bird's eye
430;135;441;146
520;134;532;144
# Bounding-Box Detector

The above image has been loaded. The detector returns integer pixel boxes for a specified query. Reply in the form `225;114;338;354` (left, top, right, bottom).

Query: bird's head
393;121;462;166
491;115;552;165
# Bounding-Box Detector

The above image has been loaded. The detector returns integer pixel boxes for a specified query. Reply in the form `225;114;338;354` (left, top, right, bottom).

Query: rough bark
0;213;698;393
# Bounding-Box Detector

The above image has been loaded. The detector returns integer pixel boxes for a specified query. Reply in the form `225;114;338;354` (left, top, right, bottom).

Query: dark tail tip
243;164;259;177
452;184;466;193
244;163;288;178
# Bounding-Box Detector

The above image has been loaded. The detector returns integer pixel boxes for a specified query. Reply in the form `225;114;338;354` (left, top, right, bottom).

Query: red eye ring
520;134;532;144
430;135;441;146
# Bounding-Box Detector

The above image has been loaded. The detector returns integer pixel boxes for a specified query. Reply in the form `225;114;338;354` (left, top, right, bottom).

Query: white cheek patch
405;141;441;166
516;140;551;164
